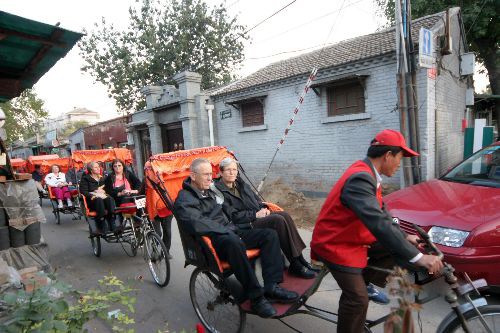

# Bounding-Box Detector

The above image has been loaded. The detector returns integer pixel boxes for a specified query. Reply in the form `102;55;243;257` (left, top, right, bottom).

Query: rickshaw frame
145;146;500;333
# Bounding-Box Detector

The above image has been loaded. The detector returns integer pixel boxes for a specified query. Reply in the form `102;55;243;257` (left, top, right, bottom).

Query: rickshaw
74;148;170;287
40;157;82;224
10;158;27;173
27;154;60;205
146;146;500;333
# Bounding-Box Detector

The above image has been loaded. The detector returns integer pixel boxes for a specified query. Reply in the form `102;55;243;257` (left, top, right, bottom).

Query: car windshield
443;145;500;188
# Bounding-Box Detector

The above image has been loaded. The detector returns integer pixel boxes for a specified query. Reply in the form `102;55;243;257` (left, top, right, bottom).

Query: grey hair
190;158;211;173
219;157;238;171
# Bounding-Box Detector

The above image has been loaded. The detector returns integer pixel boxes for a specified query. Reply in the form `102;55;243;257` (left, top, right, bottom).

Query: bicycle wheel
441;305;500;333
144;231;170;287
189;267;246;333
90;236;101;257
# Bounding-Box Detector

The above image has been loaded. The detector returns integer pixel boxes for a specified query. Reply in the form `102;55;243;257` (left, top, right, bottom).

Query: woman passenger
104;159;141;206
214;158;317;279
80;161;116;234
45;165;73;209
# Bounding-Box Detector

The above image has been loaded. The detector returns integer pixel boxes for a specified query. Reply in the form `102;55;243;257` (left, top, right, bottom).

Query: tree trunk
477;41;500;137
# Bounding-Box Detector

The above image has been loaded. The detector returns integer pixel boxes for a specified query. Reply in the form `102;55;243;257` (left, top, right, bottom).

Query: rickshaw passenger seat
201;236;260;273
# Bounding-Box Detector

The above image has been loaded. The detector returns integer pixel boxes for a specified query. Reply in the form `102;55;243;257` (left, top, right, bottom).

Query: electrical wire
465;0;489;37
238;0;298;38
252;0;366;45
226;0;242;9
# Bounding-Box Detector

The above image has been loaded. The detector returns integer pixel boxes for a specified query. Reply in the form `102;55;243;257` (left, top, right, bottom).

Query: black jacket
214;177;266;230
79;173;107;197
174;177;236;236
104;170;142;200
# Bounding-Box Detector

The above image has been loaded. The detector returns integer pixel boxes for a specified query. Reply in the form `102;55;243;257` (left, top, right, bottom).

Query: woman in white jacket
45;165;73;208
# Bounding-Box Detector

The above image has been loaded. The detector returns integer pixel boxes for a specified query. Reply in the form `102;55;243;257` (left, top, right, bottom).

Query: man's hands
416;254;443;275
256;208;271;218
406;235;443;274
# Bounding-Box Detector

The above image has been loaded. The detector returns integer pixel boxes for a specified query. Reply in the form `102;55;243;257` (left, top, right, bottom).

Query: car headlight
428;226;470;248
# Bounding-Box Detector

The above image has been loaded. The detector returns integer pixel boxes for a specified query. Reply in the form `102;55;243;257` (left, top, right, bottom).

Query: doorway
161;122;184;152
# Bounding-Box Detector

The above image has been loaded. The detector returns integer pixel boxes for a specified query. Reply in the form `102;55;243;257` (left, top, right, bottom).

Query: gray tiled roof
211;12;443;96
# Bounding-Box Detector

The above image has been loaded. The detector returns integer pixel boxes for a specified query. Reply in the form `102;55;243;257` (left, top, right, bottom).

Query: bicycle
117;195;171;288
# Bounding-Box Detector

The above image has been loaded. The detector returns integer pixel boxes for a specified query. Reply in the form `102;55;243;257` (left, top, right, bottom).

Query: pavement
40;201;455;333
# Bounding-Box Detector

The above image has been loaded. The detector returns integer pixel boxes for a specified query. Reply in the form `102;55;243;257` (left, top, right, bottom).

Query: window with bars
327;81;365;117
241;100;264;127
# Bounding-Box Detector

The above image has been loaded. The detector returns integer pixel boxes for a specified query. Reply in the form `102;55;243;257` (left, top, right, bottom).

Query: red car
385;141;500;293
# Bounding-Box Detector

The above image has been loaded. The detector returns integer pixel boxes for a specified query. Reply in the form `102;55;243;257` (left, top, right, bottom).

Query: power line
253;0;366;45
466;0;488;37
240;0;298;37
246;43;328;60
227;0;242;9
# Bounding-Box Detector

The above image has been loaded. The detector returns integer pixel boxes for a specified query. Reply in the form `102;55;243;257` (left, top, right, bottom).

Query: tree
374;0;500;132
79;0;247;112
0;89;48;145
59;120;90;139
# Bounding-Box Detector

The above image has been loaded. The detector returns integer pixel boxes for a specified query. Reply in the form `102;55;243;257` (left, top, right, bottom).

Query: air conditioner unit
461;53;475;76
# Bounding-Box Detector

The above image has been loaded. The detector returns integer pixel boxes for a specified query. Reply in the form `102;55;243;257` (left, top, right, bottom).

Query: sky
2;0;489;120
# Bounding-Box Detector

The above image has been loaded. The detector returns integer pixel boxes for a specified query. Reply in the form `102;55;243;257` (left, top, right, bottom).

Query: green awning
0;11;83;102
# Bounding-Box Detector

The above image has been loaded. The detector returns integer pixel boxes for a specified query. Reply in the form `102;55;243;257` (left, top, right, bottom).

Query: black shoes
299;255;321;273
251;296;276;318
288;260;317;279
264;284;299;303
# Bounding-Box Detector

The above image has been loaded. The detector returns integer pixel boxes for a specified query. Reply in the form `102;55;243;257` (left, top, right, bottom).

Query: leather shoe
299;256;321;273
288;261;317;279
251;296;276;318
264;284;299;303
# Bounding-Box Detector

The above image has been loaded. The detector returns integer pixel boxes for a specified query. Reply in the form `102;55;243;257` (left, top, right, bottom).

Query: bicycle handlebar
412;224;444;260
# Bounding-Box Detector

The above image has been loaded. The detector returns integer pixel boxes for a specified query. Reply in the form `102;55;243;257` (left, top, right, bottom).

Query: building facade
130;8;472;195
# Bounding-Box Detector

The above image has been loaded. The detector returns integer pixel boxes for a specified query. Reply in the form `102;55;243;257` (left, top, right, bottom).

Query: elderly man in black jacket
174;158;298;318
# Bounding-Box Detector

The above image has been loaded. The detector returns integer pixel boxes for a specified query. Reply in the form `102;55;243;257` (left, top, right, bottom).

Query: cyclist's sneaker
367;283;389;304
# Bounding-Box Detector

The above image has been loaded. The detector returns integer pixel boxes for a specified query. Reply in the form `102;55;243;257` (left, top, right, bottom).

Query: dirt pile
260;179;325;230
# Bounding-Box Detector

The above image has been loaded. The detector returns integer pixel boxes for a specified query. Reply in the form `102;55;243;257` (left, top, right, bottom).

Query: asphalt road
40;201;453;333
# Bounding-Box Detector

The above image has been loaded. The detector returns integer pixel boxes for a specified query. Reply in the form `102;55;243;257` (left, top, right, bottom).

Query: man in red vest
311;129;443;333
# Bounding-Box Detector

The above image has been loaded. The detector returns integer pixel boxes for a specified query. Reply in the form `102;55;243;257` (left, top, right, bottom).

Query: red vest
311;160;383;268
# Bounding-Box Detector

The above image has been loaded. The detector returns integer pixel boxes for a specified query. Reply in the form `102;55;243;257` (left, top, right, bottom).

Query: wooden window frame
327;80;365;117
240;100;264;127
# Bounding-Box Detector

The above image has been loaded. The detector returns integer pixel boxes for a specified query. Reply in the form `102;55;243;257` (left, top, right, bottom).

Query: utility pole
395;0;421;186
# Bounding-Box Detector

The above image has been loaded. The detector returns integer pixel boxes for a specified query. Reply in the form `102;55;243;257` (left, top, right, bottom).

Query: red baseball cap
371;129;419;157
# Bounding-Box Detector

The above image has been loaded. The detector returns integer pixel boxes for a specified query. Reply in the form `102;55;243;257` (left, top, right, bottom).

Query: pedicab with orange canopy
145;146;499;333
73;148;170;287
38;156;81;224
10;158;27;173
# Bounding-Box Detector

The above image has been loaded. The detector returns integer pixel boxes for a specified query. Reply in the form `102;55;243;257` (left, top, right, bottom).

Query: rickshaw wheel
144;231;170;287
90;235;101;257
190;267;246;333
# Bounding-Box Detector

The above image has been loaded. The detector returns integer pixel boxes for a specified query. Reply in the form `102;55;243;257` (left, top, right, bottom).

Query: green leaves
0;89;48;145
0;274;137;333
78;0;247;113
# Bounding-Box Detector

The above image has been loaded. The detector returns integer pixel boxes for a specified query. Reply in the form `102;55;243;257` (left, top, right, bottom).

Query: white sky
2;0;490;120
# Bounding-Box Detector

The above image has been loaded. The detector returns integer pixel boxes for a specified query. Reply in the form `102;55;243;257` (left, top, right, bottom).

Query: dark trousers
211;228;283;300
323;244;396;333
88;196;116;224
252;211;306;263
154;215;172;251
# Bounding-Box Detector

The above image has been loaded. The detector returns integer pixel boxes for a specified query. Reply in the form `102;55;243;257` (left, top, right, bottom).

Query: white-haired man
174;158;299;318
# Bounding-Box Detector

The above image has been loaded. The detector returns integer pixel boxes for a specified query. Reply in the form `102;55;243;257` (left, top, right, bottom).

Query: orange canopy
10;158;26;169
72;148;133;169
144;146;235;219
40;157;73;174
26;154;60;173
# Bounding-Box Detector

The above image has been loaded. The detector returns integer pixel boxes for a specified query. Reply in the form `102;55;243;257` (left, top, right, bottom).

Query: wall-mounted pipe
206;104;215;146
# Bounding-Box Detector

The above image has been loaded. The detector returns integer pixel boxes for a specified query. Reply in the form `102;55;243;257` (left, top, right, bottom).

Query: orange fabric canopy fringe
72;148;133;169
144;146;235;220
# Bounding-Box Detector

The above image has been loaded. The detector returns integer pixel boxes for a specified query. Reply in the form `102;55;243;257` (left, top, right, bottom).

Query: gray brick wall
214;61;405;194
212;10;466;194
